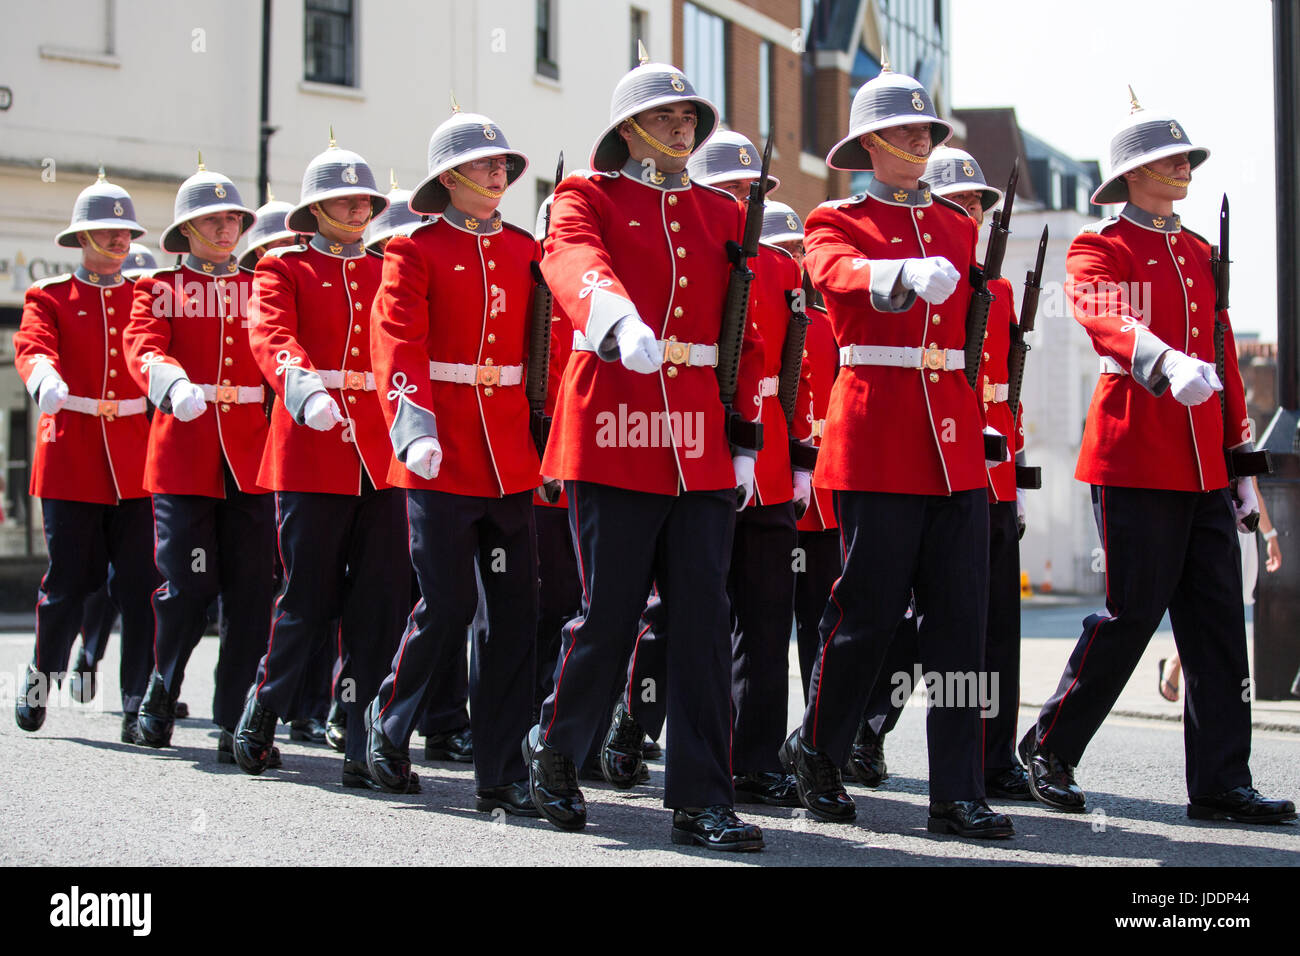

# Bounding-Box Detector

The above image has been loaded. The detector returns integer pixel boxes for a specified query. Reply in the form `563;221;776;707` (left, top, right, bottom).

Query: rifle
527;152;563;502
1007;225;1047;491
716;134;772;455
783;269;818;472
968;158;1019;463
1210;193;1270;529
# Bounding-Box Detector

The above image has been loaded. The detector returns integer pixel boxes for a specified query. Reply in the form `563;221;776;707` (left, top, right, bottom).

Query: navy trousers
417;566;472;739
79;583;118;667
794;529;842;704
534;503;582;715
152;467;275;729
802;489;989;802
251;481;408;764
33;496;157;713
375;489;537;789
539;481;736;810
1030;485;1252;798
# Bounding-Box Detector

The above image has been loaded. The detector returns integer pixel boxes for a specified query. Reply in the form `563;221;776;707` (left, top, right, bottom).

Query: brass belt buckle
665;341;690;365
476;365;500;387
923;346;945;371
344;370;367;391
812;419;825;439
983;381;997;403
216;385;239;404
97;399;119;421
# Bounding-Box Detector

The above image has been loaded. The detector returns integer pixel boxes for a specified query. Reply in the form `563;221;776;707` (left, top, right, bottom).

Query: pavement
1;596;1297;867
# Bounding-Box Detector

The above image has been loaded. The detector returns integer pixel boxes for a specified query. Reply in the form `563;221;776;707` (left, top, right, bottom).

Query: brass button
109;347;118;356
670;222;681;232
484;357;494;366
1178;256;1186;265
916;210;925;219
222;379;231;386
224;296;232;304
984;402;989;412
482;238;490;248
224;357;233;366
107;307;115;315
108;327;117;335
678;277;688;288
490;284;498;293
484;386;494;396
666;366;678;378
350;281;358;290
1190;352;1198;359
221;403;231;412
983;352;990;361
354;301;362;310
673;307;683;318
1190;302;1198;312
929;372;939;383
1192;328;1200;337
226;316;234;324
217;279;227;287
802;349;808;358
932;315;940;325
225;336;234;345
347;394;356;404
984;329;989;339
354;324;363;333
1186;278;1193;287
104;289;112;297
109;369;117;377
487;333;496;343
107;390;116;399
347;261;356;270
351;347;360;356
1170;236;1177;245
490;310;498;318
676;247;686;258
922;233;932;242
668;195;678;205
488;260;496;270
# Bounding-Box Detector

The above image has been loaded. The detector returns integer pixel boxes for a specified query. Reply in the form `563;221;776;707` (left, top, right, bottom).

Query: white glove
1162;350;1222;406
900;257;961;305
405;436;442;481
168;381;208;422
793;470;812;519
733;455;755;511
614;316;662;375
1016;488;1027;539
303;391;345;431
37;377;69;415
1233;477;1259;533
984;425;1010;468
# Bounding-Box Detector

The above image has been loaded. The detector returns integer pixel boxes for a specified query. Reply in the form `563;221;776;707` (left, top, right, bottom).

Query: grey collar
1120;202;1182;233
620;157;692;191
865;177;933;207
74;265;124;287
310;233;366;258
441;204;503;235
183;254;240;276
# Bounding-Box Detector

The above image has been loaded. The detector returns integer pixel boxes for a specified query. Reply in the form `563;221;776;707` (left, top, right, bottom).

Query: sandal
1157;658;1180;702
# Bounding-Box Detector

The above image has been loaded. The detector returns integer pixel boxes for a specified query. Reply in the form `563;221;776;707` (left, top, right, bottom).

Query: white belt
839;344;965;372
759;375;779;398
982;382;1010;404
63;395;147;419
429;360;523;387
198;384;266;404
1099;357;1126;375
318;369;377;391
573;330;718;367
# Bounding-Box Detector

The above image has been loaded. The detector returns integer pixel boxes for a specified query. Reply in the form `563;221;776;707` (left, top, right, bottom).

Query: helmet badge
214;183;227;199
483;125;497;141
342;165;359;185
1169;121;1182;140
113;201;124;216
961;160;975;177
785;213;798;231
738;146;752;166
670;75;686;93
911;91;925;111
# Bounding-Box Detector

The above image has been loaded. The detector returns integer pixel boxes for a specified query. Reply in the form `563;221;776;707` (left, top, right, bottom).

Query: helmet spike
880;44;891;73
328;125;337;148
450;90;461;113
1128;84;1142;113
637;39;650;65
266;181;274;203
196;150;205;172
390;168;398;190
96;164;107;182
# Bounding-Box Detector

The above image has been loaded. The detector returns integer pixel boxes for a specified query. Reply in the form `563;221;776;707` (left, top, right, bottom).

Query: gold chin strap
1138;164;1191;188
866;131;928;166
625;117;693;159
312;202;372;234
447;167;506;200
183;222;238;256
84;232;129;260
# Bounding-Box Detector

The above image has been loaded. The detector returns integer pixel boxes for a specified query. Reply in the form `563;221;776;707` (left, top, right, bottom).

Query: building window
758;40;773;140
683;2;727;122
629;8;647;69
536;0;559;80
304;0;355;87
801;0;820;154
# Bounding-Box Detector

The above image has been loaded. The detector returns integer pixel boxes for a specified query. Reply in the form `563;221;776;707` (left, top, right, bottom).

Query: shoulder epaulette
1078;217;1120;236
820;193;867;210
261;244;308;260
692;181;738;203
931;194;968;216
1180;226;1210;245
759;240;795;261
31;273;72;291
501;220;538;241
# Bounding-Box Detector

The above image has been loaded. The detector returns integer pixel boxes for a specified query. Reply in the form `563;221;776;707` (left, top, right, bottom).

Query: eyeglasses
463;157;516;172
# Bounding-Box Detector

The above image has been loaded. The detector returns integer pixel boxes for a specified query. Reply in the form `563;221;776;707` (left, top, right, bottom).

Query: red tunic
534;297;575;509
14;272;149;504
980;276;1019;503
126;260;270;496
539;168;764;495
795;305;839;532
750;243;803;507
370;216;542;495
804;189;985;496
1069;210;1248;491
248;239;395;494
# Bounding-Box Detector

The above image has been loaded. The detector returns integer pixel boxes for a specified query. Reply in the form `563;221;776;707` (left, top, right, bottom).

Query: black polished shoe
733;772;801;808
985;763;1034;802
779;729;855;823
1018;730;1086;812
364;697;417;793
290;717;328;743
476;781;542;817
1188;786;1297;825
671;806;764;852
580;756;649;784
232;686;278;775
642;736;663;761
218;728;281;769
15;664;47;733
325;699;346;753
134;671;177;748
120;711;139;744
847;722;888;788
343;757;419;793
424;726;473;762
522;724;586;831
927;799;1016;839
69;646;98;704
173;701;190;720
600;701;646;790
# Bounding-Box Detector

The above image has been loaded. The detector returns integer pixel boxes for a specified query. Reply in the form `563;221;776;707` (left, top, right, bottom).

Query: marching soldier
13;170;158;743
125;159;277;761
365;172;425;254
524;50;767;851
232;134;413;792
780;66;1015;838
364;107;541;815
1019;93;1295;824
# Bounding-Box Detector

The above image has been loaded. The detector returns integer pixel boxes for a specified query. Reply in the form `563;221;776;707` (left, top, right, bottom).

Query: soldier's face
1124;151;1191;206
877;123;933;158
186;211;244;250
316;195;373;234
712;178;754;200
456;157;510;191
946;189;985;226
78;228;131;257
254;235;298;260
631;103;698;152
775;239;804;266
